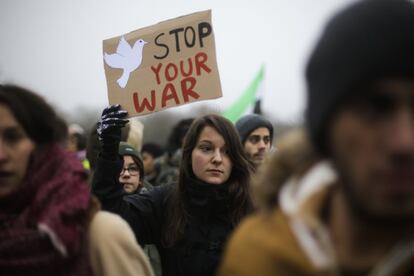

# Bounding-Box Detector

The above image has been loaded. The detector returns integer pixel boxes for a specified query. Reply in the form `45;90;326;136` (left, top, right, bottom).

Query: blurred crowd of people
1;0;414;275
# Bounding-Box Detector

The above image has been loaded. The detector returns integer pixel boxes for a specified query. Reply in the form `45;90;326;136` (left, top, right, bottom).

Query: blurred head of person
306;0;414;225
235;114;273;167
0;85;68;197
166;118;194;155
66;123;87;153
118;142;144;194
141;142;164;177
164;114;253;247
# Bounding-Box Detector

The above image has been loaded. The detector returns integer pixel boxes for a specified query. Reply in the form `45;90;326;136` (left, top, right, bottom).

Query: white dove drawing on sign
104;36;148;88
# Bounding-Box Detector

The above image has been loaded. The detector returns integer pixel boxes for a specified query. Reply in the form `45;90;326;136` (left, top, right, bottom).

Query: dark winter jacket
92;155;234;276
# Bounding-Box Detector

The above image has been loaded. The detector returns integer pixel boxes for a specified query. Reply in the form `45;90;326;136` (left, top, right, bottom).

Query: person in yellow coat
219;0;414;275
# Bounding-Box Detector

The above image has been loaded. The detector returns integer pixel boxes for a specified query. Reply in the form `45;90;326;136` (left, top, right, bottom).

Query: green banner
222;65;264;122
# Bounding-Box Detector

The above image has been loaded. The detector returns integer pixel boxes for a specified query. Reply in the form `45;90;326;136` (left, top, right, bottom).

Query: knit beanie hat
305;0;414;155
235;114;273;145
119;142;144;178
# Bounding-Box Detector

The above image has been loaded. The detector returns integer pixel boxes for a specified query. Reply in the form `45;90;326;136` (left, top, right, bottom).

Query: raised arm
92;104;129;211
91;105;167;246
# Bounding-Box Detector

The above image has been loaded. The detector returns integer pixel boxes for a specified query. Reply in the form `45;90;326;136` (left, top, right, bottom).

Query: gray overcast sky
0;0;353;121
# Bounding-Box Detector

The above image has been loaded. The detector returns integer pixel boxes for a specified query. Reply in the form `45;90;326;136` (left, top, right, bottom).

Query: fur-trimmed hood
251;128;414;275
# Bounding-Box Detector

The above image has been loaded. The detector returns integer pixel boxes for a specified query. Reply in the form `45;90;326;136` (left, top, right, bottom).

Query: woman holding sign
92;105;253;276
0;86;154;276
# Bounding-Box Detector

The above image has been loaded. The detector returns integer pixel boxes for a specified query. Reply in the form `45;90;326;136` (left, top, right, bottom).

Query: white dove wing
104;53;126;69
116;36;132;56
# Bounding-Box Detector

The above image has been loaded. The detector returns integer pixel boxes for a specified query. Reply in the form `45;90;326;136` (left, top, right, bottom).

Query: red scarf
0;144;92;275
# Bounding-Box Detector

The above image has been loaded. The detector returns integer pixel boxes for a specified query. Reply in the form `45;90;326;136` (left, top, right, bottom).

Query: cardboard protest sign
102;10;222;117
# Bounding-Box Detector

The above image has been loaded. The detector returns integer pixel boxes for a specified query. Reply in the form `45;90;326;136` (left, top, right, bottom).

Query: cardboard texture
102;10;222;117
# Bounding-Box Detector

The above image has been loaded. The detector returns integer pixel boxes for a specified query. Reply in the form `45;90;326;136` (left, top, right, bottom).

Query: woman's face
191;126;232;185
0;104;35;197
119;155;141;193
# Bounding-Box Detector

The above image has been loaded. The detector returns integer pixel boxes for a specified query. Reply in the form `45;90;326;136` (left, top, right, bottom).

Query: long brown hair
0;85;68;145
163;114;253;247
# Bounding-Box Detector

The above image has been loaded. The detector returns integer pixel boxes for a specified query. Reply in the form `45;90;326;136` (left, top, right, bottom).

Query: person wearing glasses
117;142;161;276
118;142;152;194
235;114;274;168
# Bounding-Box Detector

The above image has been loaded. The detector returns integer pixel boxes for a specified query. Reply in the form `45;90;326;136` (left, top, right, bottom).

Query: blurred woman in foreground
0;85;153;276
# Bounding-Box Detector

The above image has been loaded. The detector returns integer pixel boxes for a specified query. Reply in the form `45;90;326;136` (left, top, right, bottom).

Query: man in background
235;114;274;168
219;0;414;275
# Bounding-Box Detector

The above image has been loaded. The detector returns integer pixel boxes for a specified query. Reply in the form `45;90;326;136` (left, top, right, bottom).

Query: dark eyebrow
197;140;227;148
198;140;213;144
1;124;21;131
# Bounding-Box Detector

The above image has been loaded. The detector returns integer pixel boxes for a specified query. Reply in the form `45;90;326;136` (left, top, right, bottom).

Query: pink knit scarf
0;144;92;275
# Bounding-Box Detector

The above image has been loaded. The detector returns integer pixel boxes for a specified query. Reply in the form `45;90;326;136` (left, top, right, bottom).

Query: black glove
97;104;128;160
